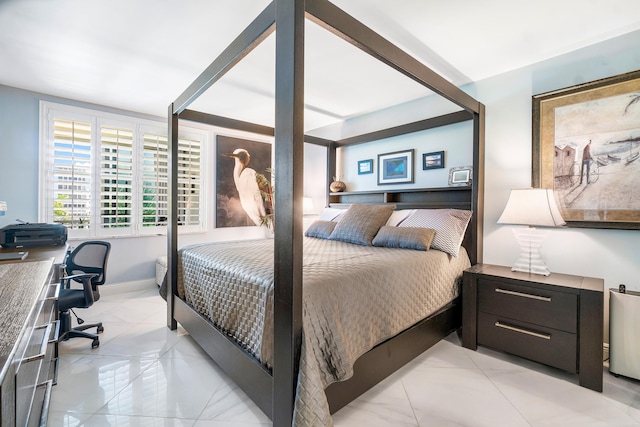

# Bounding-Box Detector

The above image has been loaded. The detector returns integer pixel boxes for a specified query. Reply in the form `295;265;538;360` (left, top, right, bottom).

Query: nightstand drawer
478;279;578;333
477;312;577;372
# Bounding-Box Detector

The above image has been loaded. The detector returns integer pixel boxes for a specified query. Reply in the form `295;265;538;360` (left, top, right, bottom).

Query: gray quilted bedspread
178;237;470;426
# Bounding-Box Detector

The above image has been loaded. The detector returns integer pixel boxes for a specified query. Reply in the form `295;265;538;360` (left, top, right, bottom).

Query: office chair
58;241;111;349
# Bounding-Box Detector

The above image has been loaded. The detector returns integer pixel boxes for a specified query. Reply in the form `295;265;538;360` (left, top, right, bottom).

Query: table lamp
497;188;565;276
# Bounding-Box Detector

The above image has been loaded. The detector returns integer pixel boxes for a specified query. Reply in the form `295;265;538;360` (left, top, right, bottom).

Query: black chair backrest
66;241;111;287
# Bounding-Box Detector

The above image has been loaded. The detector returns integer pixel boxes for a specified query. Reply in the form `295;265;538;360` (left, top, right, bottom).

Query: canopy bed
166;0;485;425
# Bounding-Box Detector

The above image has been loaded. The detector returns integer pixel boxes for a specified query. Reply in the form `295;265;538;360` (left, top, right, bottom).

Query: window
40;102;206;238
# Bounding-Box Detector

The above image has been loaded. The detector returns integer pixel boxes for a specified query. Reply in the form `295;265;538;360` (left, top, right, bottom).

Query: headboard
328;187;480;265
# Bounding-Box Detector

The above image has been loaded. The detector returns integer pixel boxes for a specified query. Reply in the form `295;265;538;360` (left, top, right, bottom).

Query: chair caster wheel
97;325;104;334
92;339;100;349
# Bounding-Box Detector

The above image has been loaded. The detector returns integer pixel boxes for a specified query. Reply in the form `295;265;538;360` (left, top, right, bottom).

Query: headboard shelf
329;187;472;208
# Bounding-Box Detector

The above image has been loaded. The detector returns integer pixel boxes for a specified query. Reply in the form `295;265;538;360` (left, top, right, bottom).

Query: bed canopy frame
167;0;485;425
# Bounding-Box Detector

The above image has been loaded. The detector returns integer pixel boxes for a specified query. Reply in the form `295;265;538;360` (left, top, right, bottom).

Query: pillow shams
328;204;396;246
304;220;337;239
385;209;414;226
318;207;345;221
400;209;472;257
372;226;435;251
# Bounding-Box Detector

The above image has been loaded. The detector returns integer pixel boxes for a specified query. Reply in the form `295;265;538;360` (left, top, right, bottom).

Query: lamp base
510;228;551;276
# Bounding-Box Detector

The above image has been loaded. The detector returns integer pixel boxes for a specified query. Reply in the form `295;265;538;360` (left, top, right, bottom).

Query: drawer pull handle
21;323;52;363
495;288;551;302
495;321;551;340
37;379;54;427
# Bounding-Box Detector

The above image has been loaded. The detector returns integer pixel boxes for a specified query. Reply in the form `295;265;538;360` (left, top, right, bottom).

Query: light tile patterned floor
49;287;640;426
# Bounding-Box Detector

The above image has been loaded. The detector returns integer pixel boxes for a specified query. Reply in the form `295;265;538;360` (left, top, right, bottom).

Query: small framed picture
378;149;414;185
422;151;445;170
448;166;472;187
357;159;373;175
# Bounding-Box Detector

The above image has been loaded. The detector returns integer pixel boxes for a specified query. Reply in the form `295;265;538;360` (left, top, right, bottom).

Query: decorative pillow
318;207;345;221
304;220;337;239
328;204;396;246
385;209;415;226
400;209;472;257
372;226;435;251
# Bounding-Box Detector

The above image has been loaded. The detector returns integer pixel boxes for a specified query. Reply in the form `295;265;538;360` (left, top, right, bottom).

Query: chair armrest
61;273;99;305
60;273;98;289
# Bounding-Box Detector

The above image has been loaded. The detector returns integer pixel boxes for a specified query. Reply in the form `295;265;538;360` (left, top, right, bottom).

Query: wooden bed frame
166;1;485;425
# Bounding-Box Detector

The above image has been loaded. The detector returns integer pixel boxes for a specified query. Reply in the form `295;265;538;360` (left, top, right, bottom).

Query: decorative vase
330;180;346;192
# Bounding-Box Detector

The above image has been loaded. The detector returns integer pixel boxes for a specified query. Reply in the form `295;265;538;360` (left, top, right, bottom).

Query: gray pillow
328;204;396;246
372;226;435;251
304;220;337;239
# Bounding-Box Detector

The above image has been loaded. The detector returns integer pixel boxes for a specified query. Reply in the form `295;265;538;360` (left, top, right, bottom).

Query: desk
0;245;67;426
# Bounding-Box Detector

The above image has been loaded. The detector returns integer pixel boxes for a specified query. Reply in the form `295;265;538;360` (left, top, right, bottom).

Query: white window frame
39;101;207;238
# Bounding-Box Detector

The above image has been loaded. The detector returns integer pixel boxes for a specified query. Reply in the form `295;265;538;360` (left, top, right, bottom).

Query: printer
0;222;68;248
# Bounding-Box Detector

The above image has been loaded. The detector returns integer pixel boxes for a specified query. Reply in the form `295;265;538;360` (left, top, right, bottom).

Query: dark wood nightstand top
465;264;603;293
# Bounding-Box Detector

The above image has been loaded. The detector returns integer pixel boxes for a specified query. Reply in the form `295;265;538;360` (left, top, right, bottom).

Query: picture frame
448;165;472;187
532;69;640;230
357;159;373;175
422;151;445;170
377;149;414;185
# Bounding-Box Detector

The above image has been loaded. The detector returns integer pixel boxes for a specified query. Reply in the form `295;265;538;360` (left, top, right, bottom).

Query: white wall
338;121;473;191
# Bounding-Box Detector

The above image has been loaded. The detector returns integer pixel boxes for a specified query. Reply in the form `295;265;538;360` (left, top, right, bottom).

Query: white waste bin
609;286;640;380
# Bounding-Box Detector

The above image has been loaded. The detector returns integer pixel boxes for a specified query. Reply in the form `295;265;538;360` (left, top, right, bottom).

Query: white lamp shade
303;197;315;215
497;188;566;227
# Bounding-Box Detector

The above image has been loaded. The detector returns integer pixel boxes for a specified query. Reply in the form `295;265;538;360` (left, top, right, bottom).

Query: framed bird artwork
216;135;273;228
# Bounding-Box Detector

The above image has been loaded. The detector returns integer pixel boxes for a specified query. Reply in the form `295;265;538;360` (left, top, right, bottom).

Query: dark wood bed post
471;104;485;265
167;104;179;330
273;0;305;425
327;142;337;206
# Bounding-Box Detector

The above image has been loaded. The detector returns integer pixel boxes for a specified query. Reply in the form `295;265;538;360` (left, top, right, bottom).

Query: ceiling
1;0;639;133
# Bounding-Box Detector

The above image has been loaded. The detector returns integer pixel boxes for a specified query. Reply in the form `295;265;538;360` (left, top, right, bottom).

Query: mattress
178;236;470;426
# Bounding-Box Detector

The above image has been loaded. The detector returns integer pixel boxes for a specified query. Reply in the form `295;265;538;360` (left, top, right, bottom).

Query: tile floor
49;286;640;426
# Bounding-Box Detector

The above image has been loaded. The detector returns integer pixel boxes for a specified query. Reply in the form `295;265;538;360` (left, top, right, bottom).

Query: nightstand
462;264;604;392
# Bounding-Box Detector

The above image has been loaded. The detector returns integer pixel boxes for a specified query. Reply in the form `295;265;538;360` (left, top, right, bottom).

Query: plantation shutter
41;101;205;237
52;118;92;229
100;125;133;230
178;136;201;227
141;132;169;228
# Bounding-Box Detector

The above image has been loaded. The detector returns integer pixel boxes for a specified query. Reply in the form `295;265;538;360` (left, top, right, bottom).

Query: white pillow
400;209;472;257
318;207;345;221
385;209;415;226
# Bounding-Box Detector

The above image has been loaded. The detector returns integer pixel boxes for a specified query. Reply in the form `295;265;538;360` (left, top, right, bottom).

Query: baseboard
603;343;609;362
100;278;157;296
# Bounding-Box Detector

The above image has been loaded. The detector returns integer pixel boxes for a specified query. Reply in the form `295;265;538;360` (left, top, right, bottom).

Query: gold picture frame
532;69;640;230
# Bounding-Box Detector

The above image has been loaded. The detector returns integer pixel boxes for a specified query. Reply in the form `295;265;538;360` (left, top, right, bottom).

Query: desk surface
0;259;54;380
0;245;67;382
